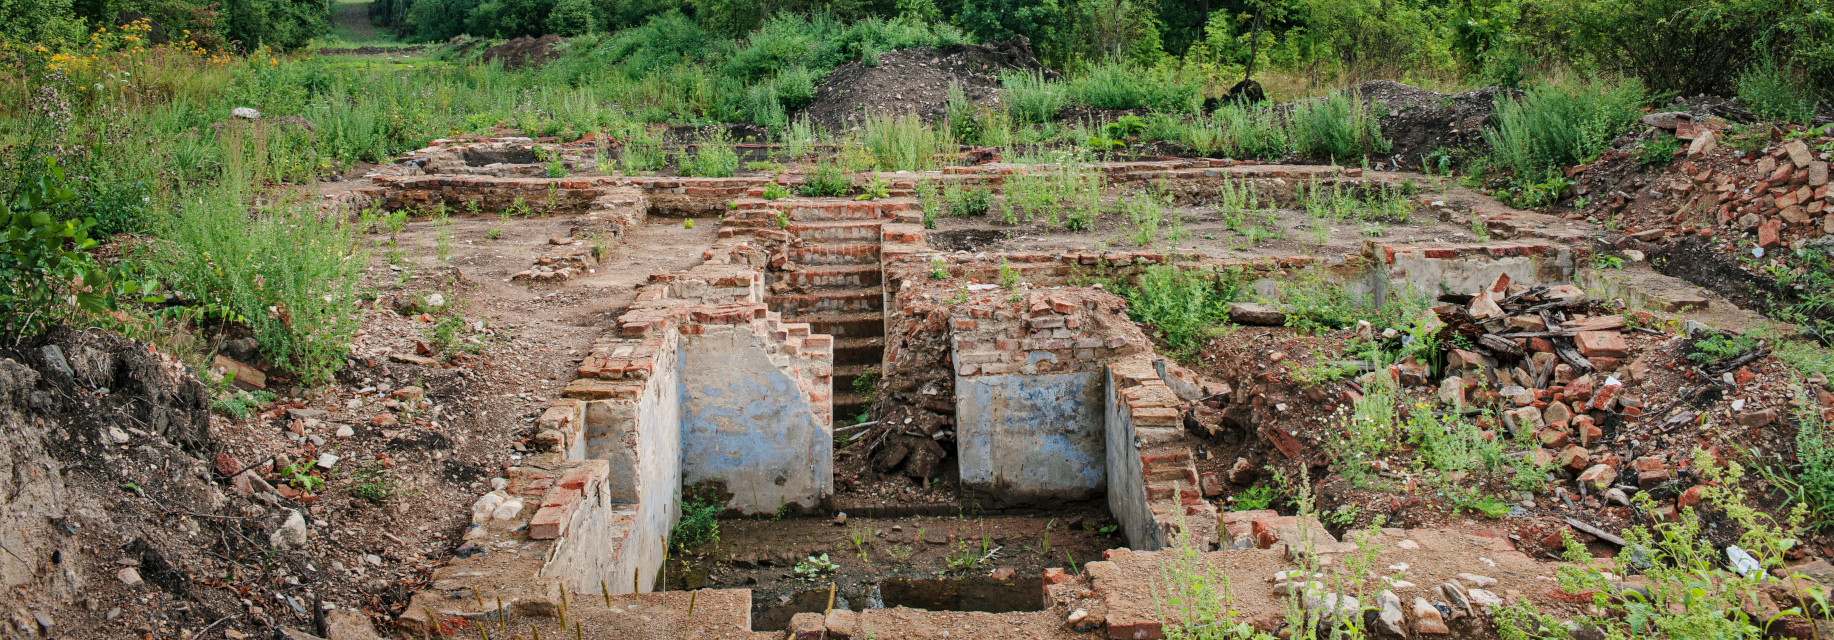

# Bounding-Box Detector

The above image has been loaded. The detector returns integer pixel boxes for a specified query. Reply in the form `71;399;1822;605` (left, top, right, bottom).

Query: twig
198;614;238;637
1563;518;1627;547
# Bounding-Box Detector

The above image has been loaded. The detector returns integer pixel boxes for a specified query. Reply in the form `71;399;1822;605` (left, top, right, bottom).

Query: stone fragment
1578;464;1618;491
1456;573;1498;588
117;567;142;586
323;609;382;640
1376;590;1406;637
1413;597;1450;634
1228;302;1286;326
270;510;308;549
1641;112;1689;130
1785;139;1814;168
232;107;261;119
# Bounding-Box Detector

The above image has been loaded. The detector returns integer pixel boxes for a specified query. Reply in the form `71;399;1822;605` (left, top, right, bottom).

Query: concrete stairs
729;197;914;423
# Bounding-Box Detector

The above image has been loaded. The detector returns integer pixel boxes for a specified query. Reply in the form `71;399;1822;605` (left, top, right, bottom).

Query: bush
861;113;949;171
154;186;361;385
1001;71;1069;124
1070;62;1201;112
1;163;116;340
1485;77;1646;183
1285;91;1390;162
799;161;854;197
1737;61;1816;124
677;130;738;177
1212;104;1289;160
1113;265;1239;357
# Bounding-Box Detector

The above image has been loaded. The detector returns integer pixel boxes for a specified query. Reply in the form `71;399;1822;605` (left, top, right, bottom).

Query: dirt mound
478;34;563;69
1358;80;1519;170
800;36;1058;133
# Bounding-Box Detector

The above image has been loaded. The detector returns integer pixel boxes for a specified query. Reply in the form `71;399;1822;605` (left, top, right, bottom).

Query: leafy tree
547;0;596;35
408;0;481;40
1;0;93;47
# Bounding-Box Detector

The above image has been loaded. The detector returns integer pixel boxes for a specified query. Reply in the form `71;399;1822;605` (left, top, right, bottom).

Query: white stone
1397;539;1420;550
1456;573;1497;588
104;427;131;444
1376;590;1405;637
1066;609;1088;625
316;453;340;469
424;293;446;309
116;567;142;586
471;493;505;524
335;425;355;438
270;510;308;549
232;107;261;119
1467;589;1504;607
491;498;524;521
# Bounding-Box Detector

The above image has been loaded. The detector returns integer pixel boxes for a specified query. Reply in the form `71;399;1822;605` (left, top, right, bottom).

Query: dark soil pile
478;34;563;69
1356;80;1520;170
801;36;1058;132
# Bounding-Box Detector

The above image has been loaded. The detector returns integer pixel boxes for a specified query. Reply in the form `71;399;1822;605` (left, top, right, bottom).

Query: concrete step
767;288;885;315
832;336;884;366
776;264;883;289
788;311;884;339
788;220;882;243
787;243;881;265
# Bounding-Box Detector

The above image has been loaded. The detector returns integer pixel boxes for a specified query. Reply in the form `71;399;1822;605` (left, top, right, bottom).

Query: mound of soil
479;34;563;69
800;36;1058;132
1357;80;1520;169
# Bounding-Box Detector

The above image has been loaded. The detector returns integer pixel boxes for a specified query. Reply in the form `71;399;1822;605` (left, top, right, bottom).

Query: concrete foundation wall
955;372;1106;504
680;325;832;514
1103;367;1163;551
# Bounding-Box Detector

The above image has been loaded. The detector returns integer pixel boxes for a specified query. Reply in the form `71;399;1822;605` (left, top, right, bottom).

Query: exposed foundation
350;137;1755;639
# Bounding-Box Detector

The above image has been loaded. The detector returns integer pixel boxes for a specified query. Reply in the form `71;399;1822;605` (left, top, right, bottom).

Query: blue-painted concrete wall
955;371;1105;505
678;327;830;513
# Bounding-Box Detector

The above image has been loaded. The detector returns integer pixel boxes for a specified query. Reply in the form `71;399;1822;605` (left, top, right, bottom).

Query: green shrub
1485;77;1646;182
670;487;722;551
942;183;991;216
1071;62;1201;112
1112;265;1240;357
155;186;361;385
861;113;949;171
1737;61;1816;124
678;130;738;177
1;163;119;340
1001;71;1069;124
799;162;854;197
1212;104;1289;160
1635;134;1682;167
1286;91;1390;162
998;153;1102;228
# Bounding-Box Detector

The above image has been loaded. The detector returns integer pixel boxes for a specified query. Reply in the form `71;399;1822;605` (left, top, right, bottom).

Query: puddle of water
752;575;1043;631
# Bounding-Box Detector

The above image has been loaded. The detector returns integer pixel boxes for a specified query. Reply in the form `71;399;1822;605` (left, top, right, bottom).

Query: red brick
528;504;572;539
1574;331;1628;358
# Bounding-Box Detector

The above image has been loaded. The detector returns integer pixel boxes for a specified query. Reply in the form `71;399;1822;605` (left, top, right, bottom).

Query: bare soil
801;37;1057;132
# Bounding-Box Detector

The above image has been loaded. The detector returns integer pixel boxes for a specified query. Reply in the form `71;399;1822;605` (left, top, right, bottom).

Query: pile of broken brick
1396;274;1652;501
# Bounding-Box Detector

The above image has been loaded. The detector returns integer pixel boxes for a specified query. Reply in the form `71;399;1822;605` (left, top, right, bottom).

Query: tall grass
860;113;950;172
1286;92;1390;162
1001;72;1070;124
999;154;1103;229
1070;62;1202;112
153;183;362;385
1485;77;1647;180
